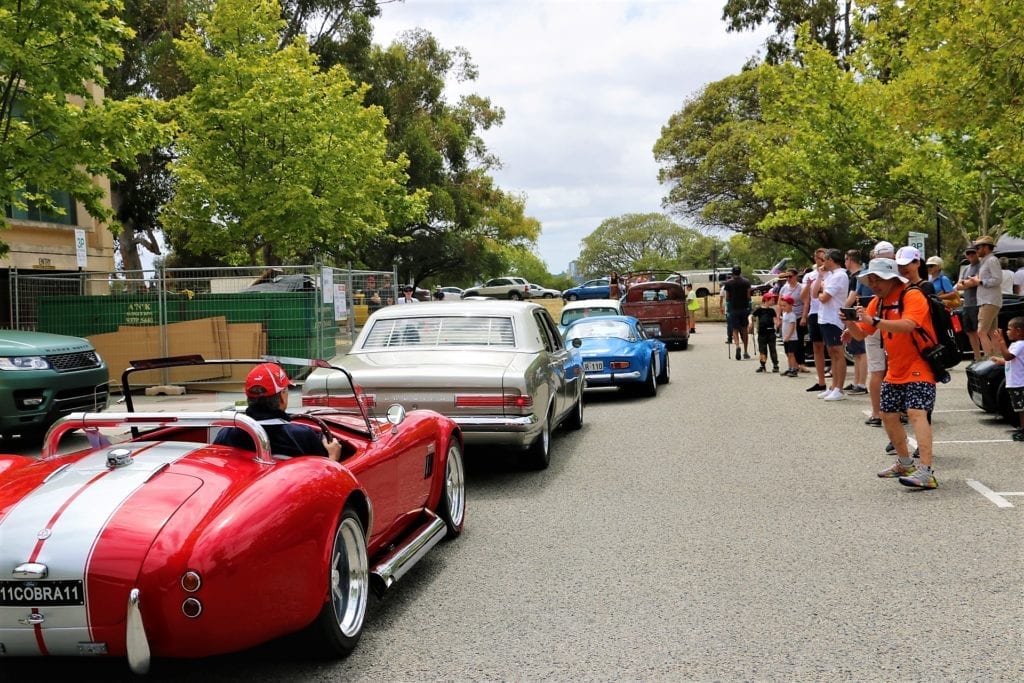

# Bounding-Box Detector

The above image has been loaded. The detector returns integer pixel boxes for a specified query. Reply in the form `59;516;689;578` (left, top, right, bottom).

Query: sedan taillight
455;394;533;409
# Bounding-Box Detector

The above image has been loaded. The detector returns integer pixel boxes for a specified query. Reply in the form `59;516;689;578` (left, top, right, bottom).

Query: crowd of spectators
723;235;1021;491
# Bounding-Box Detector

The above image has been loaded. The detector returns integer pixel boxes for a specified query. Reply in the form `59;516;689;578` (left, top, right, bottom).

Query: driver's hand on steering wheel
323;437;343;462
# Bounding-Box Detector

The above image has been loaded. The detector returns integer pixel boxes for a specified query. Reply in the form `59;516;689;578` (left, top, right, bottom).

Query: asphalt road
7;324;1023;681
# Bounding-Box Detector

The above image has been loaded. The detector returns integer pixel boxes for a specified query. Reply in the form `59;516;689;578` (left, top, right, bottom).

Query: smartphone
840;307;858;321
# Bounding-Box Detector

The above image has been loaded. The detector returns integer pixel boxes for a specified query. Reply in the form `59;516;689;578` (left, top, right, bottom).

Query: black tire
438;438;466;539
563;386;584;430
526;411;552;469
998;384;1015;423
657;354;671;384
311;507;369;657
640;360;657;397
508;291;522;300
566;293;579;301
678;338;689;350
543;293;555;298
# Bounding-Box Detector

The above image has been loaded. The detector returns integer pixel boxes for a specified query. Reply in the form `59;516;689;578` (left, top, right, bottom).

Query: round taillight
181;571;202;592
181;597;202;618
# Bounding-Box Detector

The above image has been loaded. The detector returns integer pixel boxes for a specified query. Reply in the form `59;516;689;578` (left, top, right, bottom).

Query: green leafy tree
873;0;1024;238
0;0;170;257
575;213;707;278
349;29;534;285
722;0;860;66
654;69;770;240
162;0;425;266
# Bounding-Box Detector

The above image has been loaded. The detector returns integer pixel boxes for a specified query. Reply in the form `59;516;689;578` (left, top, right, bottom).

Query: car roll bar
43;412;274;464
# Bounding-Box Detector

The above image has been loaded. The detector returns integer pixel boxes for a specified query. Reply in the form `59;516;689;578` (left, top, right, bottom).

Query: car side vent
49;351;101;373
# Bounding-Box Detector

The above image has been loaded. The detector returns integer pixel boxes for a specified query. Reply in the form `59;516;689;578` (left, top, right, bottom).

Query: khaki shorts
978;304;1001;333
866;329;886;373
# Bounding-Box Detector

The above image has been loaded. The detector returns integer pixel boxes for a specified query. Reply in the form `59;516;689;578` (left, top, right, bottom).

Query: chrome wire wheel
330;513;369;639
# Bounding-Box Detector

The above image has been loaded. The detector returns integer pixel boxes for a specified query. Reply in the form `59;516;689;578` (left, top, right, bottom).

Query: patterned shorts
1008;387;1024;413
880;381;936;413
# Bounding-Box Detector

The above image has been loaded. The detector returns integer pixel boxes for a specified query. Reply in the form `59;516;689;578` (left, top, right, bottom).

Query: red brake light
609;361;630;369
455;394;533;408
302;394;375;409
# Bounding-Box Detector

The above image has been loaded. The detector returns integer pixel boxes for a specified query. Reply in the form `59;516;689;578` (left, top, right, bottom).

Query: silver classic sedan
303;301;585;469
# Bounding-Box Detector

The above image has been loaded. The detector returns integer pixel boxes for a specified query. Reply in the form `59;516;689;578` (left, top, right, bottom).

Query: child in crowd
780;295;800;376
991;316;1024;441
749;292;780;373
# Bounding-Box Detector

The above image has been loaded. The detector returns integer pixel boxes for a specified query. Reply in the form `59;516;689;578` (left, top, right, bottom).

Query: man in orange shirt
844;258;938;489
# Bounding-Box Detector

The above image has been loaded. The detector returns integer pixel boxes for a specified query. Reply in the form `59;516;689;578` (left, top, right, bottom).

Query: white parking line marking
934;439;1013;444
966;480;1017;508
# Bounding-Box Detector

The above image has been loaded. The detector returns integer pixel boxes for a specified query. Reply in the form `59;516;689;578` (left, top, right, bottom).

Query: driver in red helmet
213;362;342;460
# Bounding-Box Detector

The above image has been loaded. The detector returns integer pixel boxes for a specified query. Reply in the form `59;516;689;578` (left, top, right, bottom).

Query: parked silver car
303;301;584;469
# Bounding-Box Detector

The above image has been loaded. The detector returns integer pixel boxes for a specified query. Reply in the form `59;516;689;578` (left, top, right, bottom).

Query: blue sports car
563;315;669;396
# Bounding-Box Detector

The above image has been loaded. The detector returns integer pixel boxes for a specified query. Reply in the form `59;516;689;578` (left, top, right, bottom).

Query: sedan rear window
363;316;517;348
565;319;633;341
560;307;618;326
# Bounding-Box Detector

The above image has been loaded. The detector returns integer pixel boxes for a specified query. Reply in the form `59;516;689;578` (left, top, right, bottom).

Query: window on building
5;188;78;225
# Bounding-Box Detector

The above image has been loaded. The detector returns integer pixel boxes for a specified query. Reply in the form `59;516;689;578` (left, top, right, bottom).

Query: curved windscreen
362;316;517;348
560;307;619;326
565;319;633;341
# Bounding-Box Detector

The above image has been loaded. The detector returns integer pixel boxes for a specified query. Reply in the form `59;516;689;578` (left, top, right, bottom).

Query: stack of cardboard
88;317;267;389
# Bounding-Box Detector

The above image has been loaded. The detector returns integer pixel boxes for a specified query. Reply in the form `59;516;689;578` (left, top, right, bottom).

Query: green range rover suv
0;330;109;441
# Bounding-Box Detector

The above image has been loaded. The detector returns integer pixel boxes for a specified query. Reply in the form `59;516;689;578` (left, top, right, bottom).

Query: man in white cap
862;241;895;426
844;258;939;489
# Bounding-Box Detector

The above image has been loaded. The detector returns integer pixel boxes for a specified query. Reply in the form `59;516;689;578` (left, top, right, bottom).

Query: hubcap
331;516;369;637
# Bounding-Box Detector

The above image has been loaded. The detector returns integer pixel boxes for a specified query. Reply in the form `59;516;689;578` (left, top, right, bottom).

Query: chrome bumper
584;371;641;383
450;414;539;448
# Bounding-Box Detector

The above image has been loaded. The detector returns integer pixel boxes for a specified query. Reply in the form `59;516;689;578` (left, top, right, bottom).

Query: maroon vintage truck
621;271;691;349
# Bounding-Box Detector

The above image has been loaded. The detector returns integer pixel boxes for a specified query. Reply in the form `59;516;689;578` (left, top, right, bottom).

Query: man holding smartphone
815;248;850;401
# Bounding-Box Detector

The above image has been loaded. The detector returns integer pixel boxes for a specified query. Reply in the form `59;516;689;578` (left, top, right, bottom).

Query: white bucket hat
857;258;908;283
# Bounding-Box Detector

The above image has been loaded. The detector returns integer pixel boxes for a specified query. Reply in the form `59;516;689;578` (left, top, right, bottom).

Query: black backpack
890;284;961;379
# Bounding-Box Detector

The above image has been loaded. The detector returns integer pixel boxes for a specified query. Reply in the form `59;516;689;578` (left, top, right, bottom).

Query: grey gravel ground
9;324;1023;681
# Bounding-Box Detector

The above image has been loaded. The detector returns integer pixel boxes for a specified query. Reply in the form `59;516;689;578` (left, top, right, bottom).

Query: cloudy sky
372;0;769;274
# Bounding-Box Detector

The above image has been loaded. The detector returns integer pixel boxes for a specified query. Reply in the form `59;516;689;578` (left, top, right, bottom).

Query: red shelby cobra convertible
0;356;465;674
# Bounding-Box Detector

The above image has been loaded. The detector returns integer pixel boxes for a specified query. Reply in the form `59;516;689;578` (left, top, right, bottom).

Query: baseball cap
926;256;944;267
964;245;978;254
780;295;795;305
872;241;895;257
894;246;922;265
244;362;296;398
762;291;777;301
857;258;908;283
731;265;741;274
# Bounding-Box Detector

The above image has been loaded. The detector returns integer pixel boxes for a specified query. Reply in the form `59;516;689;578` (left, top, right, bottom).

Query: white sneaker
817;388;831;398
824;388;846;401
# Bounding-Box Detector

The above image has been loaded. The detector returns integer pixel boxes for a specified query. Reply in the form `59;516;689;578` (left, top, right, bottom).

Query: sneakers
735;348;742;360
806;383;826;392
864;416;883;427
878;461;916;478
847;385;868;395
817;388;832;398
898;468;938;489
1014;430;1024;442
843;383;855;391
772;366;780;373
885;441;921;458
823;388;846;401
743;352;751;360
755;366;766;373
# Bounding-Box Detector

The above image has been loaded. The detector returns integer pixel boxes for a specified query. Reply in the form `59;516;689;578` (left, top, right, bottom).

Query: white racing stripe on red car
0;442;201;657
